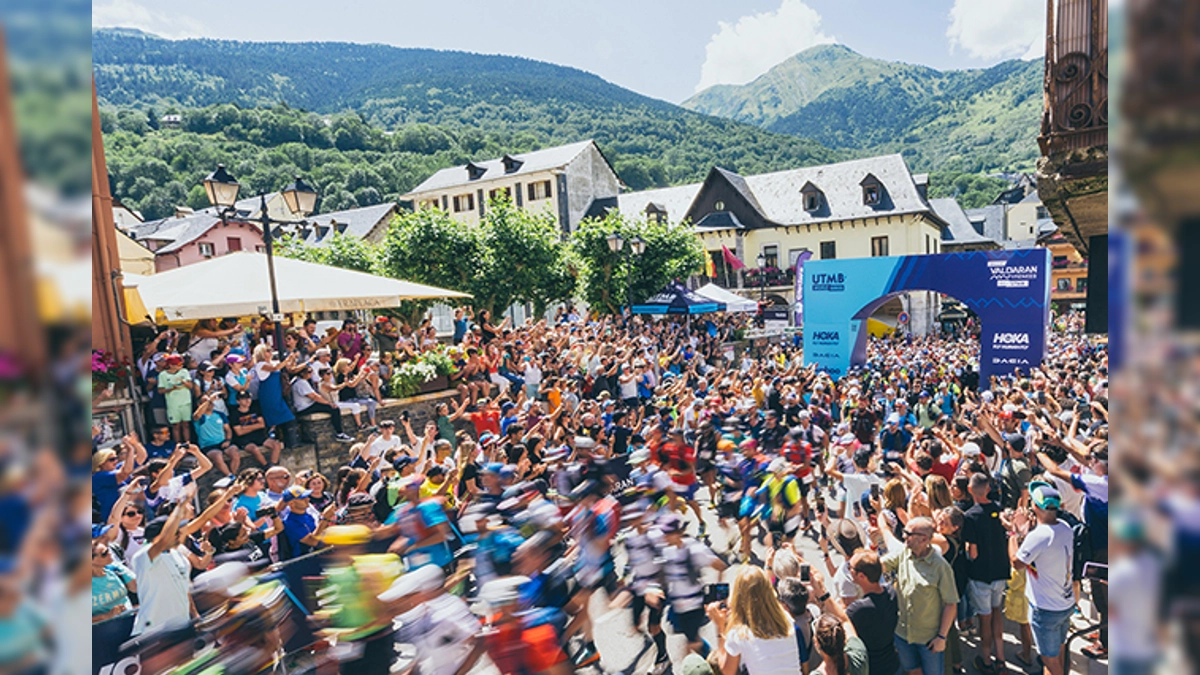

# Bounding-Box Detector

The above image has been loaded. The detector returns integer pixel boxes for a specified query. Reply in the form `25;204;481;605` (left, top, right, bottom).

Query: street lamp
204;166;318;359
756;253;767;303
606;232;646;313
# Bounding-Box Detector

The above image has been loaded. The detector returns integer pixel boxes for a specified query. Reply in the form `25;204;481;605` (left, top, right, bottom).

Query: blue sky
93;0;1044;104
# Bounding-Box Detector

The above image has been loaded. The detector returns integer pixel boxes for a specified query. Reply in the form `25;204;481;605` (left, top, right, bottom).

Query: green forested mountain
683;44;1044;173
93;27;840;218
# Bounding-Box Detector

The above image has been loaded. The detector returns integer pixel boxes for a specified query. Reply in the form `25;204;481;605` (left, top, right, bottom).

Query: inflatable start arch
802;249;1052;387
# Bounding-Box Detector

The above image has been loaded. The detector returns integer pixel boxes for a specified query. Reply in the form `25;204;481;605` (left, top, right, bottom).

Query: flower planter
418;375;450;394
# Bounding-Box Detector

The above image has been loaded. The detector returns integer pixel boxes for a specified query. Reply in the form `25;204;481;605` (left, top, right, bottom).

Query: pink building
138;214;264;272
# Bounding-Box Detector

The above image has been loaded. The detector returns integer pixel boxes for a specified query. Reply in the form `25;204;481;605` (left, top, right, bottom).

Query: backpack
1059;511;1092;581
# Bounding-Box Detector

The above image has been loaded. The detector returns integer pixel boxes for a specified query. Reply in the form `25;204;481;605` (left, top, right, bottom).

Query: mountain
683;44;1044;173
92;28;840;196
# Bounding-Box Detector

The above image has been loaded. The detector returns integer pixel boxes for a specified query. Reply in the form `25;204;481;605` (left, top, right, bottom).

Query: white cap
379;564;444;602
961;442;982;457
768;458;786;473
980;391;995;403
479;576;530;608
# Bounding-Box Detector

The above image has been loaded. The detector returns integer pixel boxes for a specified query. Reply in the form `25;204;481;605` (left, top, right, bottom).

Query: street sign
897;311;910;325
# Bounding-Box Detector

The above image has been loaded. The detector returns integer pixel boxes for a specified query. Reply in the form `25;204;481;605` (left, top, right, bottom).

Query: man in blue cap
278;485;332;561
1011;481;1075;675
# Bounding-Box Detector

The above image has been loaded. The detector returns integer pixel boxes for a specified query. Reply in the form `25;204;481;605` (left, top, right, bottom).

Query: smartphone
1082;562;1107;582
800;563;810;582
852;502;863;519
703;583;730;605
870;483;881;500
815;497;826;515
255;505;277;519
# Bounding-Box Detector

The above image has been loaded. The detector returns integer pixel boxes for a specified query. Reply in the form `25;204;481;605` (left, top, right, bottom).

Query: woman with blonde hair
924;474;954;512
879;478;909;541
333;358;378;430
707;566;801;675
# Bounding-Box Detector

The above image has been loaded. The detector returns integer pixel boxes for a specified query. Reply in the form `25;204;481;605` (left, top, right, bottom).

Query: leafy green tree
375;208;485;298
571;211;705;315
476;196;576;316
277;231;377;273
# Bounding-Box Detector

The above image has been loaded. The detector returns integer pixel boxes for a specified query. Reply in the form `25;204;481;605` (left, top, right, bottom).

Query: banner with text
802;250;1051;386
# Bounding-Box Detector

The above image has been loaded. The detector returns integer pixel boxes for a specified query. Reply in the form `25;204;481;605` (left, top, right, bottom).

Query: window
864;185;881;205
1076;277;1088;293
1057;278;1073;291
255;245;266;253
804;192;821;212
1037;206;1050;219
488;187;512;203
227;237;242;252
820;241;836;259
762;245;779;269
198;242;215;257
423;199;439;210
714;201;725;211
1053;255;1069;268
871;236;889;257
452;193;475;213
527;180;552;201
925;235;930;254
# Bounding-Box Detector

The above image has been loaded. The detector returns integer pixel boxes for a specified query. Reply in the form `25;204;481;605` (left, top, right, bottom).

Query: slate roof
405;140;599;195
965;205;1008;242
299;203;398;245
618;154;942;229
929;198;997;247
617;183;703;222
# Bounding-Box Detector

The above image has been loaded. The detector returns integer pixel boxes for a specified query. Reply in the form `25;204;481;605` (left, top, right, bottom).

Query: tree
476;196;575;316
277;232;377;274
571;211;705;315
375;208;485;298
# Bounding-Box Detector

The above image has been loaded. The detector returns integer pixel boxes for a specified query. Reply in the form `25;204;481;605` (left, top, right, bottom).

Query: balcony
1035;0;1108;258
709;267;794;291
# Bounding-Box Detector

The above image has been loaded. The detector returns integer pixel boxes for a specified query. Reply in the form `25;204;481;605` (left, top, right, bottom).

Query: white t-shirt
832;558;861;603
1049;457;1085;519
291;378;318;413
724;628;802;675
523;363;542;386
1015;520;1075;611
840;472;880;515
619;375;638;400
130;546;192;636
368;435;403;459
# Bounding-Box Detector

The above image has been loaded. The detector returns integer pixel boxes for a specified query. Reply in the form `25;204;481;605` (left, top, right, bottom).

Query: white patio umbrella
694;283;759;313
134;252;470;323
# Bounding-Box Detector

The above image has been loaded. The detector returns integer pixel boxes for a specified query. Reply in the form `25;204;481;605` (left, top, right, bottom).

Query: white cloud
92;0;207;40
947;0;1045;61
695;0;836;92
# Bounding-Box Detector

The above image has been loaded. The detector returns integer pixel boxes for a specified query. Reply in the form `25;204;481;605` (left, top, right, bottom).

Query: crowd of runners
92;307;1110;675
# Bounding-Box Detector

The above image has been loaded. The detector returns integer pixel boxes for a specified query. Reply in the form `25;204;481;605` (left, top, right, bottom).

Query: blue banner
802;250;1051;386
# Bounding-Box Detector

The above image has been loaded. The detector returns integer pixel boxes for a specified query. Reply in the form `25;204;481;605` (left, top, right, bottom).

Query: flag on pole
721;246;745;270
705;251;716;278
793;249;813;327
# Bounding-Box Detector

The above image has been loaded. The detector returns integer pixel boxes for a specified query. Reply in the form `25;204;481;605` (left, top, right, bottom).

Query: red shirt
664;441;697;485
468;410;501;437
931;455;959;482
783;440;813;478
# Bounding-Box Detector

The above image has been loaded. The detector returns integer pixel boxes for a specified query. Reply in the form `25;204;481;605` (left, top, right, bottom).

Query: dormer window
501;154;524;174
714;201;725;211
334;222;347;235
645;203;667;224
799;181;824;212
466;161;487;181
860;173;884;206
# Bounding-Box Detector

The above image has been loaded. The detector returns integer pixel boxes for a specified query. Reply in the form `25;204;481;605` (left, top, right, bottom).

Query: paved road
430;488;1108;675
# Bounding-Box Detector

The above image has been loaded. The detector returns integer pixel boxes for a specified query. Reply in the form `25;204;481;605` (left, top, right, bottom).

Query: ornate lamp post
606;232;646;313
203;164;318;358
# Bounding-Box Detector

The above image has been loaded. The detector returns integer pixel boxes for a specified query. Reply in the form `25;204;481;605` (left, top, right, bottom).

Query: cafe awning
133;252;470;323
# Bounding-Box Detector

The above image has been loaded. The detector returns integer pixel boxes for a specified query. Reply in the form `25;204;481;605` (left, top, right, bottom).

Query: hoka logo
993;332;1029;345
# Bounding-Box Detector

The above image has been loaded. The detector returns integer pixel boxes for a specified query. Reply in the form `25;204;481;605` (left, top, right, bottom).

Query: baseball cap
681;653;714;675
480;576;530;608
482;462;505;475
768;457;786;474
658;513;686;534
1029;480;1062;511
886;413;901;425
281;486;312;502
960;442;982;457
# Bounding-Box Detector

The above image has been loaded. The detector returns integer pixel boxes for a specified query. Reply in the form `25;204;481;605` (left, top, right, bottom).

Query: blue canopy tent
631;282;726;315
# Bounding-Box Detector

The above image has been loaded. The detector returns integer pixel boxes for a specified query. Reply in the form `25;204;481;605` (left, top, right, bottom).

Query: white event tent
694;283;759;313
129;252;470;323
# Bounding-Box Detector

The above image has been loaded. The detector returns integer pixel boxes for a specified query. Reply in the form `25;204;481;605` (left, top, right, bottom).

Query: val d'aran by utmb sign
801;250;1051;387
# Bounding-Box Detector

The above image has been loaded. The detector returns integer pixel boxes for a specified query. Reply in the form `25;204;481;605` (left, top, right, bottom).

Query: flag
721;245;745;270
705;251;716;278
793;249;813;327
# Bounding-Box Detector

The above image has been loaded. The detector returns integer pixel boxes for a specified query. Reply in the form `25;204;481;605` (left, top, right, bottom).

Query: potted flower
92;350;132;397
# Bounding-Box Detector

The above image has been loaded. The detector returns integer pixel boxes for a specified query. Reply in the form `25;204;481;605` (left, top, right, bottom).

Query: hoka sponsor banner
803;250;1051;387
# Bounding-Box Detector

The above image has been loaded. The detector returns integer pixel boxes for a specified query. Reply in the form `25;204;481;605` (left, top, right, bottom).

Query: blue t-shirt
234;492;276;530
92;563;135;616
0;600;46;665
386;501;451;569
144;441;174;460
92;470;122;523
194;412;227;450
279;509;317;559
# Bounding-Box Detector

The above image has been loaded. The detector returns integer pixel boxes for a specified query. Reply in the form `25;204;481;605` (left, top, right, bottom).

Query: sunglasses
123;510;142;517
904;530;932;538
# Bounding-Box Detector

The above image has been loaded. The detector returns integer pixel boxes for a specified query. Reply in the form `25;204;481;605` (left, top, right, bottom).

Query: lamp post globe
203;164;240;209
606;232;624;254
281;175;318;218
